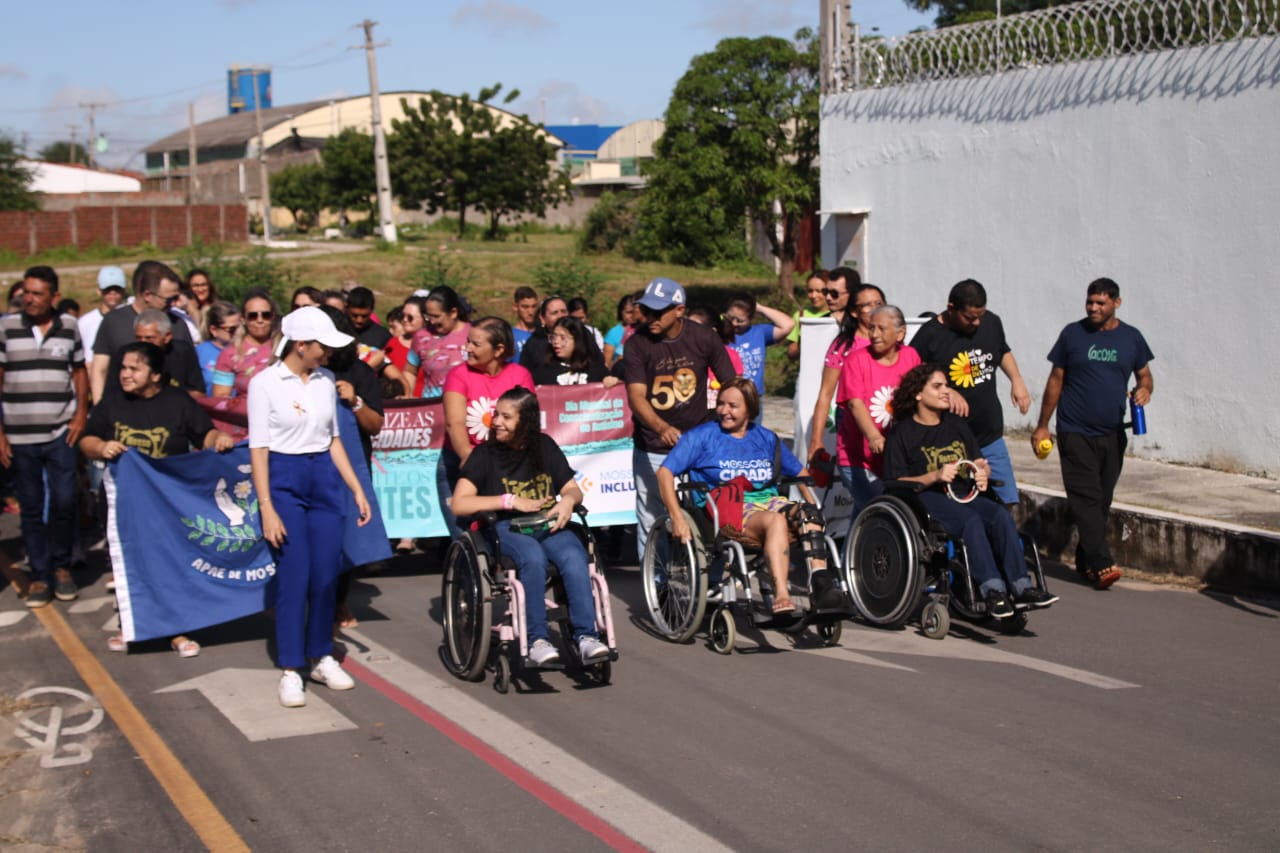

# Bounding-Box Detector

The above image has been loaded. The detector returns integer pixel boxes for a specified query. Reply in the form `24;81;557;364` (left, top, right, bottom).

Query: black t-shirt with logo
457;433;575;522
883;412;981;493
85;384;213;459
909;313;1012;446
622;320;737;453
357;323;392;351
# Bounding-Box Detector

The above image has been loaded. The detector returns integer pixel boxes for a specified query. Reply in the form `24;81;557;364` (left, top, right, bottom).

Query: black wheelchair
642;479;850;654
843;481;1052;638
441;506;618;692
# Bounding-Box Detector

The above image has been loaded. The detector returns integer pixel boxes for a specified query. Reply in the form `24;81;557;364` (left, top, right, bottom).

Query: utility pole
65;125;80;164
79;101;107;168
355;19;397;243
187;102;199;202
251;68;272;243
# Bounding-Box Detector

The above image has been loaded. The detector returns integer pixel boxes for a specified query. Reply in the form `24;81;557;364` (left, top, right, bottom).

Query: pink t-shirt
836;344;921;470
442;360;535;446
212;339;274;398
409;323;470;398
823;333;871;383
706;346;745;408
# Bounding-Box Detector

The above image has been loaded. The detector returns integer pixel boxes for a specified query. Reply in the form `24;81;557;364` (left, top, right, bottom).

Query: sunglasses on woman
246;311;274;321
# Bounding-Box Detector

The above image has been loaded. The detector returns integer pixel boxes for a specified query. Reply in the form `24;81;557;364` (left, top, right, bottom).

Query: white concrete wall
820;36;1280;478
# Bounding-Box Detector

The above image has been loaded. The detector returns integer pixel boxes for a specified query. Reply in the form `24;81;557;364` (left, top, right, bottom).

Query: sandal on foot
171;637;200;658
1094;567;1123;590
335;605;358;629
1078;566;1100;585
771;597;796;615
107;633;126;653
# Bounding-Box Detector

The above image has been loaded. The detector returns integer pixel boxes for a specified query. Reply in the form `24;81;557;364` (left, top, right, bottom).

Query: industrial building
140;70;663;229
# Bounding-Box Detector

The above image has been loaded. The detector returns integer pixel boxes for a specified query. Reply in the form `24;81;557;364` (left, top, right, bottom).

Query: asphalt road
3;545;1278;852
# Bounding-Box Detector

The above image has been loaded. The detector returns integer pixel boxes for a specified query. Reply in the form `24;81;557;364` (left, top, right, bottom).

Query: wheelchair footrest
521;657;566;672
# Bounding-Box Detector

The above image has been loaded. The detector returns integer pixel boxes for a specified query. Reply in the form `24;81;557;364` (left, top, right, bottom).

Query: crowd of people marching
0;258;1152;706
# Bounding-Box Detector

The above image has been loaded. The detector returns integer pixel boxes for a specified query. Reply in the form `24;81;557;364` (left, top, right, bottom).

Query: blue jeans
437;445;463;539
632;447;668;564
918;490;1029;597
10;436;78;585
837;464;883;530
980;437;1020;505
495;525;597;644
268;452;348;669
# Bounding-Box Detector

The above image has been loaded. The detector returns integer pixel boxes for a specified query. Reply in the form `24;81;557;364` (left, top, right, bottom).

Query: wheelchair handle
676;482;711;495
779;475;816;488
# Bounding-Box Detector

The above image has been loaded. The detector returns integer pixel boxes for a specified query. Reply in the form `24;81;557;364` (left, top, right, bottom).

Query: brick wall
0;203;249;255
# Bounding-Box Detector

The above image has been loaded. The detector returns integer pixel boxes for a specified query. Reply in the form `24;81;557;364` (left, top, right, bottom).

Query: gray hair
871;304;906;329
134;309;172;335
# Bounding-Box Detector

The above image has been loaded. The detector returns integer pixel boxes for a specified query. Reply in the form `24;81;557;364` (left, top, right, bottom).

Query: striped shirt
0;312;85;444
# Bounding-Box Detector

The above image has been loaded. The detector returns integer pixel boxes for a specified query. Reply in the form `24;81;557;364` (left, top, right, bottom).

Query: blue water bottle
1129;392;1147;436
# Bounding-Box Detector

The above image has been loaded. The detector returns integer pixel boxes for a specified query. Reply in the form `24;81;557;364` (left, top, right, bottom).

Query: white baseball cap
280;306;354;348
97;266;126;291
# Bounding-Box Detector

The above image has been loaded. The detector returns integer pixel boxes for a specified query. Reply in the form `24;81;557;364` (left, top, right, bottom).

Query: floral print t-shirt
212;339;274;398
408;324;470;398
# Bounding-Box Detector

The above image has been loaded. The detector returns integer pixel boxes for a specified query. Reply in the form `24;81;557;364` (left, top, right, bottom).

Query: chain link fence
846;0;1280;89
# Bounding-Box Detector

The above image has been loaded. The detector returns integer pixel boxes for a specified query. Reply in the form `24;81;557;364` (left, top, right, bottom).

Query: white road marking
156;668;358;742
343;627;733;853
68;596;114;614
802;627;1139;689
0;610;29;628
12;685;105;768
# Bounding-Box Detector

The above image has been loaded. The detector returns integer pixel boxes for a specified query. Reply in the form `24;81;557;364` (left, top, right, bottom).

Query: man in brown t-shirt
622;277;736;562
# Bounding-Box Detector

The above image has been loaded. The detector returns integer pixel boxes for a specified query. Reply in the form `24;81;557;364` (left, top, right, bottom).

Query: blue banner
108;439;391;643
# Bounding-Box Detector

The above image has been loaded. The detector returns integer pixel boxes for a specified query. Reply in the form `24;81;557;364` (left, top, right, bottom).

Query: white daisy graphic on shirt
868;385;896;428
466;397;496;442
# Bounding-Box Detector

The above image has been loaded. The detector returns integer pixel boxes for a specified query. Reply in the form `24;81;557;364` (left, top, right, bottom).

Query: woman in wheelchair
656;377;845;617
450;386;611;667
883;365;1058;616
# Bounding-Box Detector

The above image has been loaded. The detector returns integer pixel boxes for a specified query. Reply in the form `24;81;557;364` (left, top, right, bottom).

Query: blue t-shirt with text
660;421;802;503
727;324;776;394
1048;319;1153;436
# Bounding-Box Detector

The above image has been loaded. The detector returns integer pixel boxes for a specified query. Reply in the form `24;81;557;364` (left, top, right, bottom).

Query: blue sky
1;0;934;170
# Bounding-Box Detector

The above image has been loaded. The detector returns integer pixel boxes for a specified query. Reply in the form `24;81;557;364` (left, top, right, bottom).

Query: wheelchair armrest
779;475;815;488
573;504;589;520
481;511;499;527
881;480;926;498
676;482;710;495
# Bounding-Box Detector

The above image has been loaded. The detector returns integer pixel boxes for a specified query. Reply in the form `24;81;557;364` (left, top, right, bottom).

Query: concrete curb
1016;485;1280;595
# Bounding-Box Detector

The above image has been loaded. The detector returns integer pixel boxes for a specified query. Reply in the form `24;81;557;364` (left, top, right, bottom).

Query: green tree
321;128;376;218
38;140;87;165
637;31;820;301
270;163;327;231
475;117;571;238
389;83;568;239
0;135;37;211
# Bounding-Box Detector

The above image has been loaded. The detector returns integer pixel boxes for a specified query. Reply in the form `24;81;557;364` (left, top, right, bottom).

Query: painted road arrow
156;668;358;742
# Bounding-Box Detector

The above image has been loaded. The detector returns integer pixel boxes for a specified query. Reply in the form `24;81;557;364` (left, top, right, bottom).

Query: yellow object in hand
1035;438;1054;460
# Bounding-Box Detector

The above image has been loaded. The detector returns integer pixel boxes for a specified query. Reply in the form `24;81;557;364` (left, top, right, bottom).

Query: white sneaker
528;638;560;666
278;670;306;708
310;655;355;690
577;636;610;663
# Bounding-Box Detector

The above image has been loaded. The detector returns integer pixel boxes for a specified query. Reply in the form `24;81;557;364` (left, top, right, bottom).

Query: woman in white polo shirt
248;306;372;708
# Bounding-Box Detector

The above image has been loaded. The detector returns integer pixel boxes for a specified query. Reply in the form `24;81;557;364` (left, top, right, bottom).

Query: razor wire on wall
843;0;1280;89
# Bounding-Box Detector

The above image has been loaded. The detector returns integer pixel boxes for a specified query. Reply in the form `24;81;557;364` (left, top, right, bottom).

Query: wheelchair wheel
997;611;1029;635
441;538;492;682
818;619;842;647
844;497;926;629
493;654;511;694
708;606;736;654
642;511;708;643
583;660;611;686
920;601;950;640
